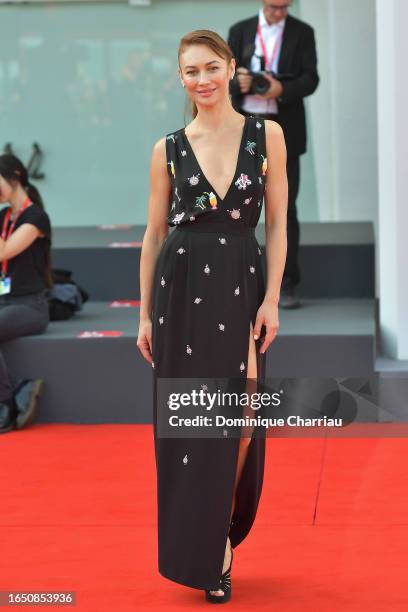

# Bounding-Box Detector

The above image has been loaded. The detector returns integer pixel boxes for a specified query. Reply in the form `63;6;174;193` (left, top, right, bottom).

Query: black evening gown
151;115;268;590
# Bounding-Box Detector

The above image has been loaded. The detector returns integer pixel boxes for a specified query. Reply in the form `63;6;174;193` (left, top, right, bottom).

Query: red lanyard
257;23;284;71
1;198;32;277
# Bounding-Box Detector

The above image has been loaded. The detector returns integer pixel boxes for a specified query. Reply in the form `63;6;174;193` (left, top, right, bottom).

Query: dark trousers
285;156;300;285
241;110;301;286
0;290;49;402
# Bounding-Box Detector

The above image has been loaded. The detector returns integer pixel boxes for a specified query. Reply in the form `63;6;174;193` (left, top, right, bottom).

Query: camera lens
252;74;270;95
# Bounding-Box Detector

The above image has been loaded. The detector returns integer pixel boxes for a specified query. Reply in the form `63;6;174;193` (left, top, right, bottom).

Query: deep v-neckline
182;116;248;203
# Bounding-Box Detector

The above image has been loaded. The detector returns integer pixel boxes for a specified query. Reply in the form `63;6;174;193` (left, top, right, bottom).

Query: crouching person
0;155;52;433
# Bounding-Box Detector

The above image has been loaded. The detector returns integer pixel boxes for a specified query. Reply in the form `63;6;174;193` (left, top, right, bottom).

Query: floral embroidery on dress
194;297;202;304
249;266;255;274
173;212;185;224
258;247;262;255
186;345;192;355
204;264;210;275
188;173;200;186
183;454;188;464
218;323;225;331
227;208;241;220
167;134;175;143
245;141;256;155
261;155;267;176
189;216;196;221
240;362;246;372
160;276;166;287
256;121;262;129
170;201;176;211
177;247;186;254
234;286;240;296
175;187;181;202
159;316;164;325
235;174;252;190
244;197;252;205
219;237;227;245
181;150;187;156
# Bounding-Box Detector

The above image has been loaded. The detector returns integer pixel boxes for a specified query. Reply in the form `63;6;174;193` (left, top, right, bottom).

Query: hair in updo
178;30;234;119
0;154;44;210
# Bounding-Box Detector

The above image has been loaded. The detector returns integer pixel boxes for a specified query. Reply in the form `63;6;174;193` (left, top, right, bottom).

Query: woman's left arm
0;223;43;262
253;120;288;354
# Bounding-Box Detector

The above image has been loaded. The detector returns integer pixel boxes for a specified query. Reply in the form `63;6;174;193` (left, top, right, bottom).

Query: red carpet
1;425;407;611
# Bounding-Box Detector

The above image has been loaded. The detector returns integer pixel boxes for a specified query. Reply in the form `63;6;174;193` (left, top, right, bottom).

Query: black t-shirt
0;203;52;296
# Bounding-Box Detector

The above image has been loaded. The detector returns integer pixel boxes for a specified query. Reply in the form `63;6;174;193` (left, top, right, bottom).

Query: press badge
0;276;11;296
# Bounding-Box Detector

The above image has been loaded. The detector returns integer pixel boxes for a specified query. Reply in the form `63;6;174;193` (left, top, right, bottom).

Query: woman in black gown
138;30;287;603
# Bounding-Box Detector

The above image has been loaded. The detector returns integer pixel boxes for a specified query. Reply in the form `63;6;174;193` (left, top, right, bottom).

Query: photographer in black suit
228;1;319;308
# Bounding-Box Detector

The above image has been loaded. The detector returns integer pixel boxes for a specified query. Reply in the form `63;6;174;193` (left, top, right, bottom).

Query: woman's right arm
137;137;171;364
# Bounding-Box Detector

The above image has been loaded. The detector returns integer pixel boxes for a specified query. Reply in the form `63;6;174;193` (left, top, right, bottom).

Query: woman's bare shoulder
149;138;169;173
264;119;284;140
152;128;183;157
152;136;166;156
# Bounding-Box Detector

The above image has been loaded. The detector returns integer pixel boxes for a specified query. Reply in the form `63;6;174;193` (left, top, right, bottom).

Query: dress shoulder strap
245;115;267;181
251;116;267;158
164;131;178;183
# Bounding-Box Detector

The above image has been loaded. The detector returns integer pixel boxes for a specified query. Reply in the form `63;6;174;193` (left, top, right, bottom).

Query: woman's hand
137;318;153;365
253;299;279;354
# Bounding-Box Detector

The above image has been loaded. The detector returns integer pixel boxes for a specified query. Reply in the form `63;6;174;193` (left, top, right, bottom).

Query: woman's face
179;45;235;110
0;175;13;203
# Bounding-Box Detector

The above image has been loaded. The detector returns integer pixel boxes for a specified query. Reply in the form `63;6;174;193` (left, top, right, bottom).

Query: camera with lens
248;70;277;95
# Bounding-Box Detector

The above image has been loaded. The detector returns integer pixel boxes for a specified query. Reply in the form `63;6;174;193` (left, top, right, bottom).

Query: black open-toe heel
205;547;234;604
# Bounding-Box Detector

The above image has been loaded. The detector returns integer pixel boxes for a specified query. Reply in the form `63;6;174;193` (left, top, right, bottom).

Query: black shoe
279;278;301;309
205;547;234;604
14;379;44;430
0;398;19;434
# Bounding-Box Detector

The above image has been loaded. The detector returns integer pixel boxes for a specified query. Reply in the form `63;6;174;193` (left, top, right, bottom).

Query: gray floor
376;356;408;373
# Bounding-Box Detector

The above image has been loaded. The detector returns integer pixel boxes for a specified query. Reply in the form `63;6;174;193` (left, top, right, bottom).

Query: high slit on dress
151;115;268;590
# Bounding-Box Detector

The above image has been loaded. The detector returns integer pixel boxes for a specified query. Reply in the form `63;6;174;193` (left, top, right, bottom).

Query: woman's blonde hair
178;30;234;119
